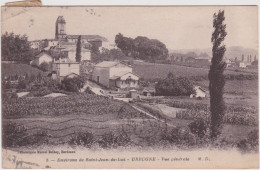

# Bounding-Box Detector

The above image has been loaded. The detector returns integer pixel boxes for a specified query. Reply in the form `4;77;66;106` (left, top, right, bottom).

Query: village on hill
24;16;206;99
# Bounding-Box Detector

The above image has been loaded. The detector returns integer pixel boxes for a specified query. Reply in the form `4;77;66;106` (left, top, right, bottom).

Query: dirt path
131;104;175;127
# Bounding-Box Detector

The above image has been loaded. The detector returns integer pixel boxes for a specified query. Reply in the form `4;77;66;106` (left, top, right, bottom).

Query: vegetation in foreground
2;119;258;152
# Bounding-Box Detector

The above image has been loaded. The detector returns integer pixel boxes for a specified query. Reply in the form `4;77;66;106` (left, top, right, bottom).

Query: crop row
2;94;141;118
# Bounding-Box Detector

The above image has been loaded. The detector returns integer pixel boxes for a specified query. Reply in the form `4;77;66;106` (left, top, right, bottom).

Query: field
132;62;257;79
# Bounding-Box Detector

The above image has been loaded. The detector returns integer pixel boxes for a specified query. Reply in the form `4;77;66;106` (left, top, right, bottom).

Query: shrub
17;79;27;89
237;129;259;152
162;127;197;146
155;72;194;96
61;76;85;92
2;123;28;147
2;92;18;103
39;62;52;72
188;119;209;138
247;129;259;149
69;132;94;148
2;123;49;147
98;132;131;148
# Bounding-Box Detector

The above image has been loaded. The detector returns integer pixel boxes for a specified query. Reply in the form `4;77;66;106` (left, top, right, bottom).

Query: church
31;16;107;62
54;16;107;51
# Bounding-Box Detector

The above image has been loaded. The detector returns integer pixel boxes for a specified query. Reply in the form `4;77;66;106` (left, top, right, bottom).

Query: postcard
1;6;259;169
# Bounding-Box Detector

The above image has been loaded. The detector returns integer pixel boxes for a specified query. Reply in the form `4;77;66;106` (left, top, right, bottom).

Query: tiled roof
110;72;139;80
94;61;125;68
35;52;52;58
66;35;108;42
53;58;79;64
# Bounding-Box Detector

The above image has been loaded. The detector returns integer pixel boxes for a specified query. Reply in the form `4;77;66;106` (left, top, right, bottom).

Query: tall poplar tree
208;10;227;139
76;36;82;62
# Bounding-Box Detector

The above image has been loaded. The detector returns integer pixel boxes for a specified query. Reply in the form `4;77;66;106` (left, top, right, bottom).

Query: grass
197;79;258;108
1;63;44;77
133;62;256;80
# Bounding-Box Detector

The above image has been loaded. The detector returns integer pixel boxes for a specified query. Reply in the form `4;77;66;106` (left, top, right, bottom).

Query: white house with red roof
92;61;139;89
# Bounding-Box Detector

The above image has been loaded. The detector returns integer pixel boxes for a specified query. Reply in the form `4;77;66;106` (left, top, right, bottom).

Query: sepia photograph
1;6;259;169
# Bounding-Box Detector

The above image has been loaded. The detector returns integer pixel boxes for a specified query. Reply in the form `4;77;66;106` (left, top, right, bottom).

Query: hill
170;46;258;60
2;63;44;77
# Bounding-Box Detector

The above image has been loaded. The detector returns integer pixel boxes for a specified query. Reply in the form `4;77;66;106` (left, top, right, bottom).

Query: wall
67;50;91;62
92;67;110;87
58;63;80;77
118;80;139;89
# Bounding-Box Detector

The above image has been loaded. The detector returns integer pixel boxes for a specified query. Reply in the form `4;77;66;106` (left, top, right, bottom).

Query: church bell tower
55;16;66;40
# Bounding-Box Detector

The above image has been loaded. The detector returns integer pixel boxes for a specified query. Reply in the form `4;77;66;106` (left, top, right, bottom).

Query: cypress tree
208;10;227;139
76;36;82;62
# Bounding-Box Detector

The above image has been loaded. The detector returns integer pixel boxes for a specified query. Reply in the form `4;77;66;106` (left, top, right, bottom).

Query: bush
188;119;209;138
39;62;52;72
155;72;194;96
3;122;49;147
237;129;259;152
98;132;131;148
69;132;94;148
17;79;27;89
162;127;197;146
2;123;28;147
61;76;85;92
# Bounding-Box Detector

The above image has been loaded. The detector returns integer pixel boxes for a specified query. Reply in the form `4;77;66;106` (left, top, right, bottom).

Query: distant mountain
170;46;258;60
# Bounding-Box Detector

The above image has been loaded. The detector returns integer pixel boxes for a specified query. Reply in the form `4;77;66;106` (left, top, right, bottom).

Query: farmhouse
142;87;156;96
92;61;139;89
190;86;206;98
30;52;53;66
52;58;80;81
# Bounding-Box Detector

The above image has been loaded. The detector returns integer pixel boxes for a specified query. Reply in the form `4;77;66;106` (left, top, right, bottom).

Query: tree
208;10;227;139
1;32;38;63
61;76;85;92
155;72;194;96
115;33;168;61
76;36;82;62
115;33;134;57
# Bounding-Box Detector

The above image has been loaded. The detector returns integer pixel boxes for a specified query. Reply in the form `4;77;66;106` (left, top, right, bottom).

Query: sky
1;6;258;50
